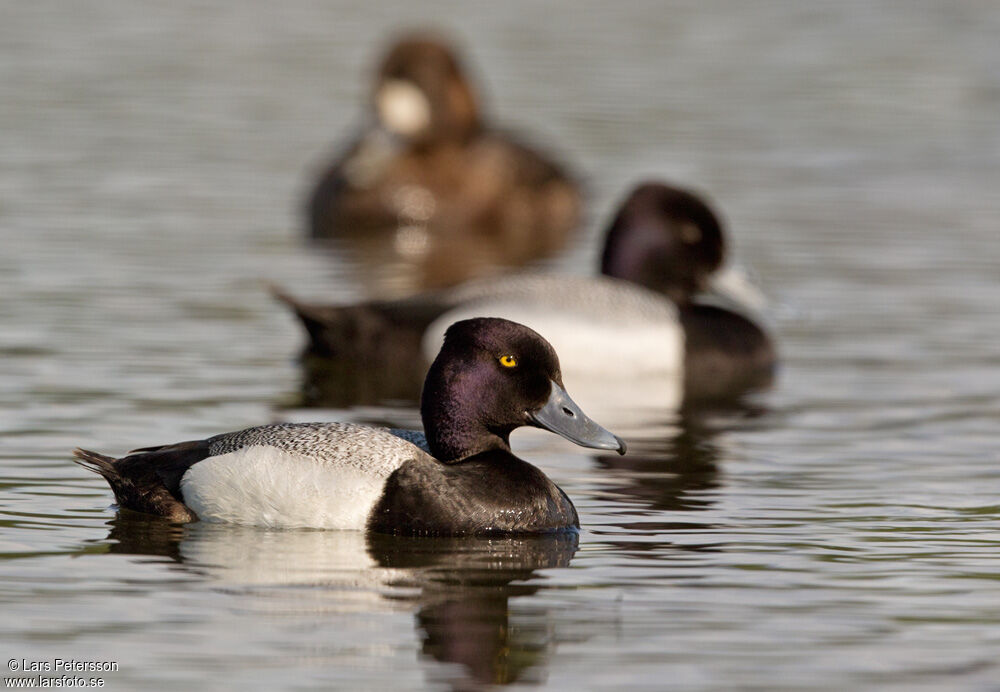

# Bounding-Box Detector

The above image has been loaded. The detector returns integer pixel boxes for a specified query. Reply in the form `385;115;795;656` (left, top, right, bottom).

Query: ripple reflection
101;515;578;690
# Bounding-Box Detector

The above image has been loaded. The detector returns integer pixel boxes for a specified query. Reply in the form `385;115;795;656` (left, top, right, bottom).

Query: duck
280;181;777;406
306;32;581;291
73;318;625;534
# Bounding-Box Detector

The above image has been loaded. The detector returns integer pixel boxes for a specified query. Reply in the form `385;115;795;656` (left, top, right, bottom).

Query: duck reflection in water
594;416;722;519
99;517;577;689
306;31;581;295
589;406;765;553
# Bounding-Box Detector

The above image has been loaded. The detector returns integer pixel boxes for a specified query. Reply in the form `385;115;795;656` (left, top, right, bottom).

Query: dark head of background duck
373;33;481;146
600;182;726;305
420;318;625;462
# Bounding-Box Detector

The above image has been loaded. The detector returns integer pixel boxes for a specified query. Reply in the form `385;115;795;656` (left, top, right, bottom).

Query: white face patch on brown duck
376;79;432;137
371;34;481;145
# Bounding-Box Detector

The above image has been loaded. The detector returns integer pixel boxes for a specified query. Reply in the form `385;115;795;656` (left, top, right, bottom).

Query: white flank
424;300;685;423
180;445;405;530
423;301;685;378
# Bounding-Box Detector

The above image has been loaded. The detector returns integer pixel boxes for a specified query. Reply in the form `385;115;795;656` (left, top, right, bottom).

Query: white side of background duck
281;180;777;408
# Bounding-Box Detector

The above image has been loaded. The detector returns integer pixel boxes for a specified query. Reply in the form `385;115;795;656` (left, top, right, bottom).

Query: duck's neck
423;420;511;463
601;244;703;305
420;357;512;463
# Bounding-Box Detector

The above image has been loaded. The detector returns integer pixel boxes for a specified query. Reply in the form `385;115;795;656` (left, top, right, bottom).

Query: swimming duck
73;318;625;534
306;32;581;290
281;181;777;405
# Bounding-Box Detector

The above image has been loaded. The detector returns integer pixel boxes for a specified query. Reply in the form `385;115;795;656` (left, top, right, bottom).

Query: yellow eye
499;355;518;368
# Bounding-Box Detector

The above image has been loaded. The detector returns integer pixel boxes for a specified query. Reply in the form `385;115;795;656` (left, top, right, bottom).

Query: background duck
306;32;582;292
281;181;777;408
73;318;625;534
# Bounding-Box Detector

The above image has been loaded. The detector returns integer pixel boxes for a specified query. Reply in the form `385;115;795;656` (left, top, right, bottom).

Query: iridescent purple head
600;182;725;304
420;318;626;462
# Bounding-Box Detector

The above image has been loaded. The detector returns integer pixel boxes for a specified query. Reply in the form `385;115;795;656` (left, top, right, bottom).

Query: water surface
2;1;1000;690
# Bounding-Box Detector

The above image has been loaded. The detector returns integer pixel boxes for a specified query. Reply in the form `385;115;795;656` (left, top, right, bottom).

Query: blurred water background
2;1;1000;690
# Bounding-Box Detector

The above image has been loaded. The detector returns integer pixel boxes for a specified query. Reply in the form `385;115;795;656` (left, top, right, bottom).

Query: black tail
270;284;349;355
272;283;445;354
72;448;120;482
267;282;306;316
71;445;203;523
72;448;131;512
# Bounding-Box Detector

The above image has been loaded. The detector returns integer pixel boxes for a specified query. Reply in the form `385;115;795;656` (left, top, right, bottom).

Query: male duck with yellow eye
73;319;624;535
281;181;777;406
305;32;581;289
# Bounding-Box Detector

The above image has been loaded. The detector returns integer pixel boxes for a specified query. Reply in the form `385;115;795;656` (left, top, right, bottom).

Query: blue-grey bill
528;381;627;455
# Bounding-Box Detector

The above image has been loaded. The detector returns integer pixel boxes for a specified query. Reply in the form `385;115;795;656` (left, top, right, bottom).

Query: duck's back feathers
308;134;580;255
181;423;428;529
279;274;685;408
384;428;431;453
423;274;683;375
444;274;677;320
204;422;415;463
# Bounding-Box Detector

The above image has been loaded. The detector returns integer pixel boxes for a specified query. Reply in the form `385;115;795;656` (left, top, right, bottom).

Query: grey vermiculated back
386;428;431;453
440;274;677;324
206;422;430;470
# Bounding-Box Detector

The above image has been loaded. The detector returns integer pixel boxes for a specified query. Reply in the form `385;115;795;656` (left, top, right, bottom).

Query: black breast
367;451;579;536
680;304;777;402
